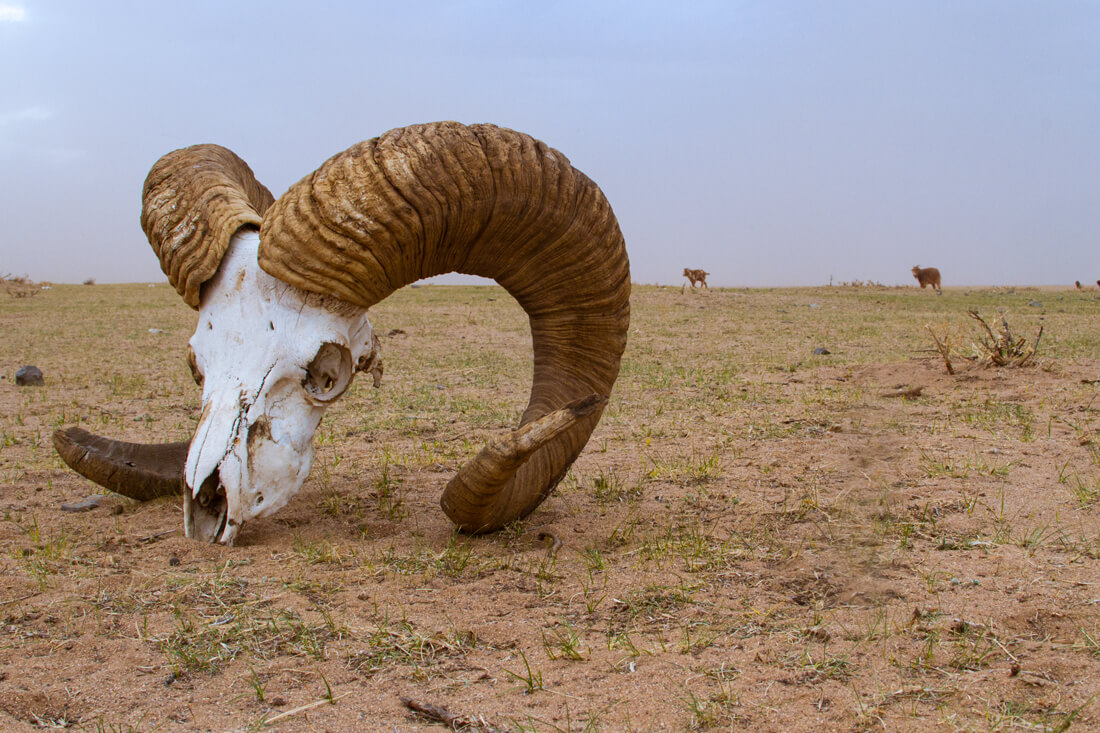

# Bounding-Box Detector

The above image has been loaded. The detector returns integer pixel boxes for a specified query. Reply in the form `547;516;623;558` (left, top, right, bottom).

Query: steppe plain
2;281;1099;731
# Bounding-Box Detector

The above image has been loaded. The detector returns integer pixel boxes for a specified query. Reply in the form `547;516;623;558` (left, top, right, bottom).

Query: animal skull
183;230;380;544
52;122;630;545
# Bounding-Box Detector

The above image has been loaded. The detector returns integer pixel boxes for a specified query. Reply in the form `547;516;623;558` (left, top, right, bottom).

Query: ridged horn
259;121;630;532
54;146;271;498
53;427;188;501
142;144;275;308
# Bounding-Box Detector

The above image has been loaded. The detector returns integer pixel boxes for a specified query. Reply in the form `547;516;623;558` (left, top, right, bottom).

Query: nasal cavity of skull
304;342;353;402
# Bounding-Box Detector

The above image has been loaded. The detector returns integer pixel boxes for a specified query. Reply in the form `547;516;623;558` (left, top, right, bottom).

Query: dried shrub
967;309;1042;367
926;311;1043;374
2;273;40;298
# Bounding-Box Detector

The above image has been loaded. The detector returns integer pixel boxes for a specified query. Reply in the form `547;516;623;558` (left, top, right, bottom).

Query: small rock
15;365;44;386
148;328;165;334
808;303;821;308
813;347;831;355
61;495;108;512
1028;300;1042;307
169;556;181;567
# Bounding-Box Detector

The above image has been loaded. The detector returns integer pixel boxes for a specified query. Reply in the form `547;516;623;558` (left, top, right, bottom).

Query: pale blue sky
1;1;1097;287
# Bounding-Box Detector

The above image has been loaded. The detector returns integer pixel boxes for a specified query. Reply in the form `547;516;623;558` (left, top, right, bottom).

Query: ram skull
53;122;630;545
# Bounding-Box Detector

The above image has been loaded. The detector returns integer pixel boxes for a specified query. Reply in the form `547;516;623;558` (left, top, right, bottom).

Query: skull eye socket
303;342;353;403
187;345;204;387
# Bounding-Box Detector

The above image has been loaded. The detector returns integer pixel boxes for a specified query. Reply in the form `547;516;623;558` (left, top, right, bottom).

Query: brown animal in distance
683;268;709;288
911;265;941;292
1076;281;1082;290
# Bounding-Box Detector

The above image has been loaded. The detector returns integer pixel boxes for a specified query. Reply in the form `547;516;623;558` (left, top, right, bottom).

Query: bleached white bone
183;230;375;544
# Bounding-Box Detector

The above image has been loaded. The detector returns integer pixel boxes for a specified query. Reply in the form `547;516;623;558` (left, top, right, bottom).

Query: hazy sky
1;1;1097;287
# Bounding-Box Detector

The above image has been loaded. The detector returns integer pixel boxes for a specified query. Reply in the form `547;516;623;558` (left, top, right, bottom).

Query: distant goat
683;268;709;288
1076;281;1082;290
911;266;941;292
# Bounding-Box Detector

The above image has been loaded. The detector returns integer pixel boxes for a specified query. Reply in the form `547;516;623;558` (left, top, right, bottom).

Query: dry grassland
2;282;1100;731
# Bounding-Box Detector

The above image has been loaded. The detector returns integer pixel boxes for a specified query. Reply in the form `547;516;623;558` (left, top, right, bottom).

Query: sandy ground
2;283;1099;731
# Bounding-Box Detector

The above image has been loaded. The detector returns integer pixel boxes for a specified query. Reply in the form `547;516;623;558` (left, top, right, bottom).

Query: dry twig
263;691;351;724
925;325;955;375
401;697;505;732
537;531;563;556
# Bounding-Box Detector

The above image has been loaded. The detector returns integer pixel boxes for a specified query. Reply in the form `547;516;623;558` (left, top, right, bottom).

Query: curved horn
142;144;275;308
54;146;272;498
259;122;630;532
52;427;188;501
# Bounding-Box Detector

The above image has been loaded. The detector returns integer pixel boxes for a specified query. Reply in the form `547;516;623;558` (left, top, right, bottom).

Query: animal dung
15;365;44;386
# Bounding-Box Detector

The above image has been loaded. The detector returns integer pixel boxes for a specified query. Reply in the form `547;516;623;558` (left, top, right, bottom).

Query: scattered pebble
1028;300;1042;307
61;495;110;512
813;347;831;355
15;365;44;386
148;328;165;334
169;556;181;566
